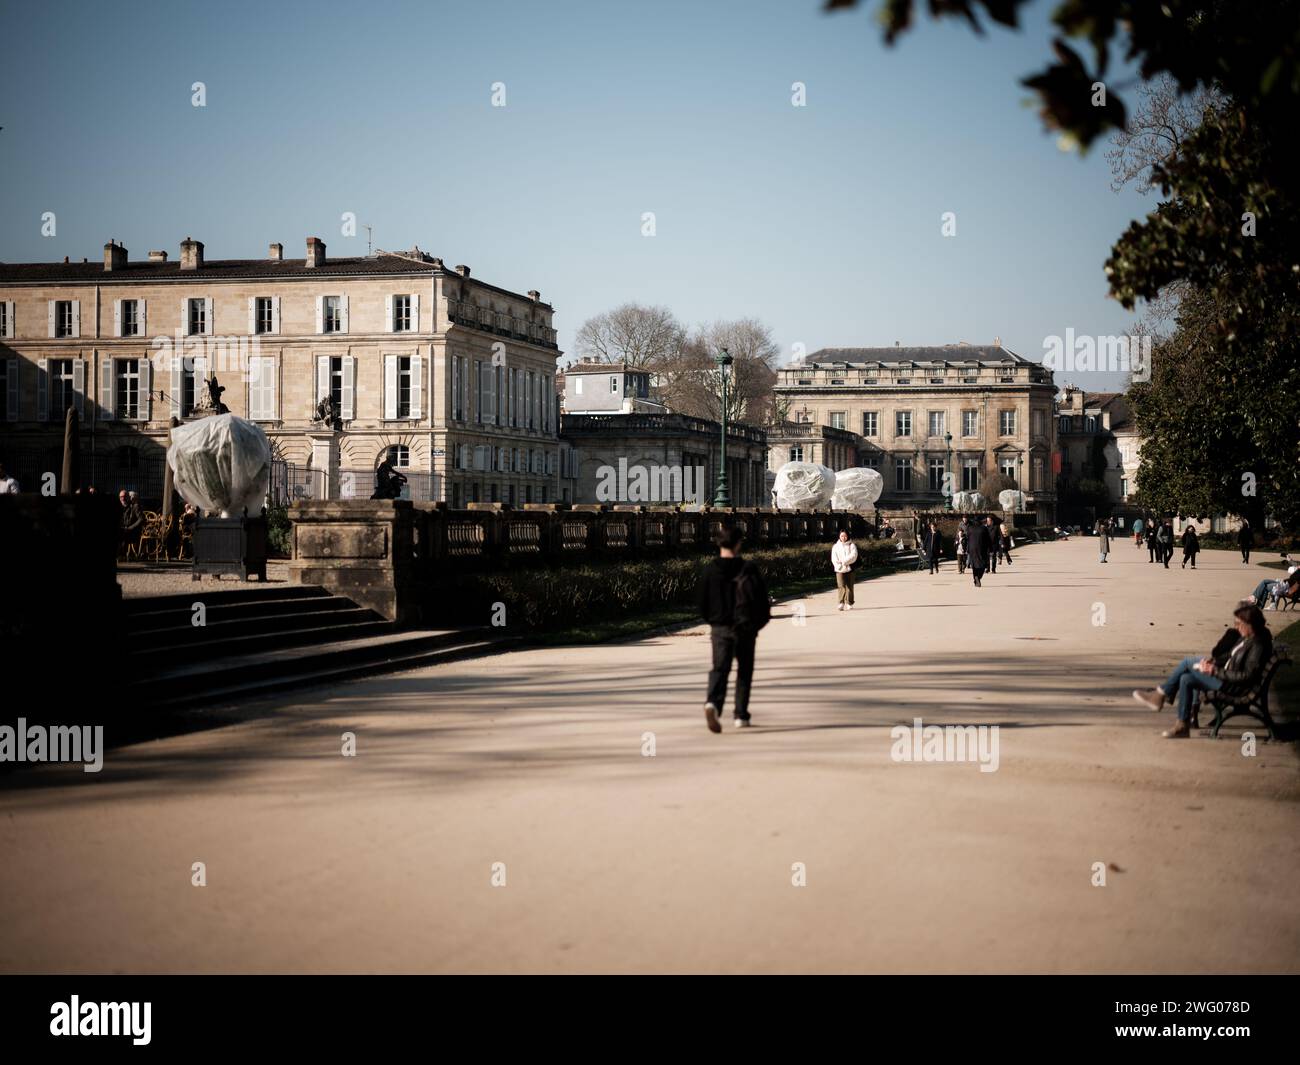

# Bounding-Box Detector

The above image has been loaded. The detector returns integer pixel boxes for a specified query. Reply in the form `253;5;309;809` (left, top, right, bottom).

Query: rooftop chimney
103;240;128;272
269;242;283;261
454;264;471;277
305;237;325;268
527;290;541;302
148;250;168;263
180;237;204;271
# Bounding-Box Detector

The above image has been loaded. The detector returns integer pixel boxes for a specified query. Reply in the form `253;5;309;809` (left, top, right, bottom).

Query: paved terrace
1;537;1297;973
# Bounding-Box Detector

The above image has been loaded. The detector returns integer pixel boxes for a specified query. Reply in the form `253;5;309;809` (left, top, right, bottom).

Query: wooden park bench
1200;646;1291;740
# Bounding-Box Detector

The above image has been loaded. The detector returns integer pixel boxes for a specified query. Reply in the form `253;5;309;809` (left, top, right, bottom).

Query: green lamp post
944;431;953;510
713;348;733;507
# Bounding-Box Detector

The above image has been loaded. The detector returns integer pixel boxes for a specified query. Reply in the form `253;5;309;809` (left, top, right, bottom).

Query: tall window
928;411;945;437
830;411;846;430
1031;410;1043;437
609;376;619;393
999;410;1017;436
0;302;8;338
962;410;977;437
256;297;274;334
962;458;979;491
895;411;912;437
789;446;803;462
1060;415;1072;433
861;453;881;469
50;359;76;418
329;357;344;408
116;359;141;420
475;360;484;423
862;412;878;437
393;295;412;332
1120;477;1129;497
182;359;197;416
120;299;140;337
1000;458;1017;482
396;357;412;418
55;300;74;338
323;296;342;333
187;298;206;336
1085;415;1097;432
386;444;410;468
928;457;945;492
1032;456;1045;491
527;371;536;429
895;457;912;492
452;357;464;421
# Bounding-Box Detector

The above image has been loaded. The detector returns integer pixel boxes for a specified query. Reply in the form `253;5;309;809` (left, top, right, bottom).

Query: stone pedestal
308;431;340;500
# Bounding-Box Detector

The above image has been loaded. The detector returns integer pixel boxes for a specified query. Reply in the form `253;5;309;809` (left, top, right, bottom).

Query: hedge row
426;539;898;630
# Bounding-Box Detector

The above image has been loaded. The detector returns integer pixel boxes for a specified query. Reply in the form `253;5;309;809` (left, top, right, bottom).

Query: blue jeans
1251;578;1281;607
1161;656;1223;722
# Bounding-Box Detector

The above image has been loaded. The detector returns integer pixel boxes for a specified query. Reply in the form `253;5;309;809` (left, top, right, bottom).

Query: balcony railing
445;299;558;349
561;412;767;446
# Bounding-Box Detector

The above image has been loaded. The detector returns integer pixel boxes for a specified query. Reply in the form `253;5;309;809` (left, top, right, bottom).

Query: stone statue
313;395;341;431
206;375;229;414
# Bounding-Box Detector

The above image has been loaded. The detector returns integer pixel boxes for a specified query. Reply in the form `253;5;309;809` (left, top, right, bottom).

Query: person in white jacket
831;530;859;611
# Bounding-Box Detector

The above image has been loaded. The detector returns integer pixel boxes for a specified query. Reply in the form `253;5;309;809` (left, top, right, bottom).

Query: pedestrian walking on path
956;521;967;575
1238;520;1254;564
1181;525;1200;569
1157;520;1174;568
1133;516;1144;546
924;521;943;575
831;530;858;610
967;516;991;587
1145;522;1158;563
984;516;999;574
697;526;770;733
1098;519;1110;563
998;519;1013;565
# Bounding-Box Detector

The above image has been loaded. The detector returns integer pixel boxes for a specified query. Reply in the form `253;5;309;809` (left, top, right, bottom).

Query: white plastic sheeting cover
831;466;884;511
774;461;836;510
168;413;272;517
998;489;1025;511
952;490;989;512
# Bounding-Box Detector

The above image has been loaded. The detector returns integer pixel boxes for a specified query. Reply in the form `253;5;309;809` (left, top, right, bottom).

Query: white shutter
384;355;398;419
36;359;48;421
246;357;261;420
385;295;394;333
410;355;423;420
316;356;330;408
181;298;190;335
4;360;17;421
315;296;324;334
266;357;279;420
248;297;257;335
140;356;152;421
70;301;80;338
341;355;355;420
270;296;280;335
204;297;214;336
72;359;85;418
138;299;147;336
3;301;13;338
488;364;497;423
170;350;182;418
100;358;115;420
339;294;349;334
113;299;122;338
410;293;420;333
47;301;56;338
193;354;207;395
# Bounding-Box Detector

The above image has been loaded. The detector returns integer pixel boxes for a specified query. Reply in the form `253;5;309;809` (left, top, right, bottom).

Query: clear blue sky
0;0;1151;389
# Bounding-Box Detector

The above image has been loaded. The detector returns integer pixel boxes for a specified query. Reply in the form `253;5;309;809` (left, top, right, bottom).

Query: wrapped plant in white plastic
773;461;836;511
831;467;883;511
168;413;272;518
952;490;989;512
998;489;1025;512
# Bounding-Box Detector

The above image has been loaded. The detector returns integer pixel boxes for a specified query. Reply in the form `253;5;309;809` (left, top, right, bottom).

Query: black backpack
733;564;771;632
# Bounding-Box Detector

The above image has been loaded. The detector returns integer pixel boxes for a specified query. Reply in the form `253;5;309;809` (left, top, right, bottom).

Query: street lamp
1018;452;1025;512
944;431;953;510
713;348;733;507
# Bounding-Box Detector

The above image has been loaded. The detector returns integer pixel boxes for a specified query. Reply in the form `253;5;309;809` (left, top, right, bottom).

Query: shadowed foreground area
1;538;1297;973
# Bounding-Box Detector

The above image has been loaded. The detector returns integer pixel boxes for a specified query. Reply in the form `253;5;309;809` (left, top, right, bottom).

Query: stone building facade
1055;387;1139;506
773;343;1058;521
0;237;564;507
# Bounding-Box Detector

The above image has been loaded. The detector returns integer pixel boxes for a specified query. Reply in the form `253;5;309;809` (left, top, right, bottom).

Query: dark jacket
1181;528;1199;553
1237;526;1253;548
924;528;942;559
697;556;765;627
1218;632;1272;695
966;523;991;566
122;503;143;532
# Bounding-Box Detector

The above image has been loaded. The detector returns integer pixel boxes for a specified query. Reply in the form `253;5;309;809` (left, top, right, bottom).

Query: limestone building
0;237;563;508
773;343;1058;521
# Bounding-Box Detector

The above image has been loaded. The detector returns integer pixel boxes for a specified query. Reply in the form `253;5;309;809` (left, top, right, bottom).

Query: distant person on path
924;521;942;575
1145;522;1157;563
831;529;858;611
1238;521;1253;564
998;519;1013;565
1132;517;1144;546
1181;524;1200;569
1133;603;1273;738
120;491;143;557
697;525;770;733
967;516;991;587
1156;520;1174;568
1098;519;1111;563
985;516;999;574
0;463;18;494
956;520;968;575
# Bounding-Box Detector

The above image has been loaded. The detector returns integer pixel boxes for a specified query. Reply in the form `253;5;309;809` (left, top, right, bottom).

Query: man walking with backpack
697;525;770;732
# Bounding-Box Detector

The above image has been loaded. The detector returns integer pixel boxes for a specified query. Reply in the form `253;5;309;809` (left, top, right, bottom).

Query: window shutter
170;350;182;418
316;356;330;408
36;358;48;421
266;357;279;420
384;355;398;419
138;299;147;336
69;300;80;338
410;355;423;419
113;300;122;338
248;297;257;335
315;296;324;334
270;296;280;335
543;375;550;430
204;297;214;336
3;301;13;338
410;293;420;333
341;355;355;420
181;298;189;335
100;358;115;420
141;356;153;421
47;301;56;338
339;295;350;334
488;364;497;423
72;359;85;418
474;361;482;423
385;295;394;333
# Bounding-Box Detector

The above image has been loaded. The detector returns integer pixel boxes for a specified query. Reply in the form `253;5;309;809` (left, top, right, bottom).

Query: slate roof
803;344;1036;368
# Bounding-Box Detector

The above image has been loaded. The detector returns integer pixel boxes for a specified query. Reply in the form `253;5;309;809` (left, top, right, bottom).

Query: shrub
265;504;293;558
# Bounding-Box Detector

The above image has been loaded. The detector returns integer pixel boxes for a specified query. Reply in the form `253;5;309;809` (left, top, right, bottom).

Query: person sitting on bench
1132;603;1273;738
